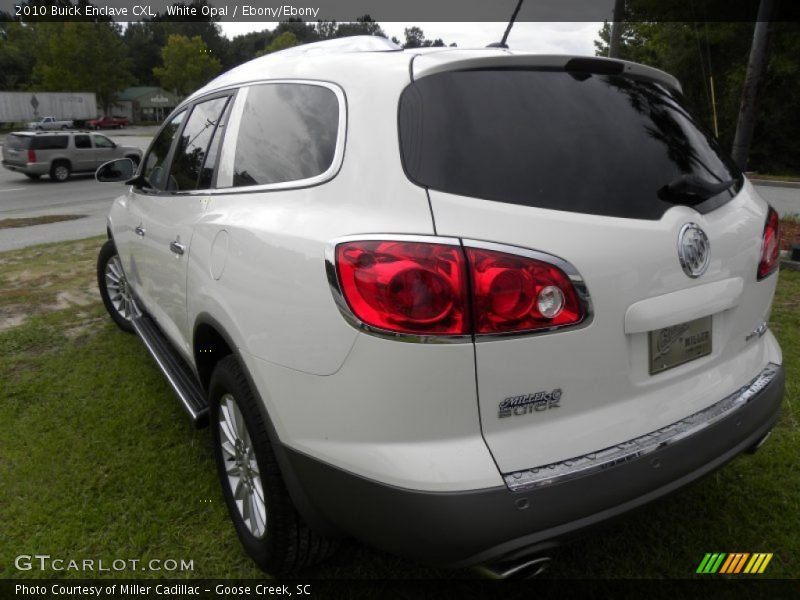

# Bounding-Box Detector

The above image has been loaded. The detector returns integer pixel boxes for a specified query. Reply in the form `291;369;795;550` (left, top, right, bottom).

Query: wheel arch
192;312;343;538
193;315;236;392
51;157;72;170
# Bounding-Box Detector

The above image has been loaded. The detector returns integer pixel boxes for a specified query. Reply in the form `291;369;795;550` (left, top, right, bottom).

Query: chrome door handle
169;240;186;255
134;225;146;237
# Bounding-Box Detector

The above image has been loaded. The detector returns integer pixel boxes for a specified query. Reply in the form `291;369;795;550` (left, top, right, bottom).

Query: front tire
210;355;336;574
97;239;136;333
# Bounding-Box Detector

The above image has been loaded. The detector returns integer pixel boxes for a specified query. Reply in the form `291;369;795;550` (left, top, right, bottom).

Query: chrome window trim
504;363;781;492
206;79;347;195
325;235;593;344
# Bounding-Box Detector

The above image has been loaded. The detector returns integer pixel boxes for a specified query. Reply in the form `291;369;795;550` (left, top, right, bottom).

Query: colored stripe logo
696;553;773;574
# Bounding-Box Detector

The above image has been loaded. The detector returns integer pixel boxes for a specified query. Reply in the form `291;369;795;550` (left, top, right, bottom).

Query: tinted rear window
31;135;69;150
7;134;31;149
398;70;742;220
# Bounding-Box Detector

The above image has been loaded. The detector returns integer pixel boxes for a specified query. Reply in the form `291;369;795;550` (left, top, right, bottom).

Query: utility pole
731;0;776;170
608;0;625;58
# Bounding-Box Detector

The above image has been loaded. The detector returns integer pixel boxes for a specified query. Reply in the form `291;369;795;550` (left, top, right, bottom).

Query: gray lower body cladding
283;365;784;567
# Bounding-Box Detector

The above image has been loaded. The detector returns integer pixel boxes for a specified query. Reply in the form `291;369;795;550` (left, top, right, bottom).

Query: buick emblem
677;223;710;278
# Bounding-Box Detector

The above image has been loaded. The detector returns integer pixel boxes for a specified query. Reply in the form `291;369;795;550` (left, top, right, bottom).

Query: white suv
95;37;785;575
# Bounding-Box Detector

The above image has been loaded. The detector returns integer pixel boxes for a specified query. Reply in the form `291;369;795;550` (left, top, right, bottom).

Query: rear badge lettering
498;389;561;418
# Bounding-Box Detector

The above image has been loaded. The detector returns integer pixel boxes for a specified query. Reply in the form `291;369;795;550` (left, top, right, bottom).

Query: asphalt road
1;133;799;252
0;133;153;252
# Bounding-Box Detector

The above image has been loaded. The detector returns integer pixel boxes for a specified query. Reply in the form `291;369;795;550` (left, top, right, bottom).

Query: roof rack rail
270;35;401;59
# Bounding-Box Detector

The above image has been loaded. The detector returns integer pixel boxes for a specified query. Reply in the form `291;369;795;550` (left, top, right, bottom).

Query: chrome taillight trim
462;239;594;342
324;235;594;344
504;363;781;492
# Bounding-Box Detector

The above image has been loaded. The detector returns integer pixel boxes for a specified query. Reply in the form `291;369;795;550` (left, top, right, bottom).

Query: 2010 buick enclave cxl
94;37;784;575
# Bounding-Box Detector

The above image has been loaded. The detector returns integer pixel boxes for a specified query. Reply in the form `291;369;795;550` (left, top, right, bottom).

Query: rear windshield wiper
658;174;736;204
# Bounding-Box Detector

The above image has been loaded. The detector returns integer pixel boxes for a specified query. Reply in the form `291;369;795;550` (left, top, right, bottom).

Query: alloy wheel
104;255;137;321
218;393;267;538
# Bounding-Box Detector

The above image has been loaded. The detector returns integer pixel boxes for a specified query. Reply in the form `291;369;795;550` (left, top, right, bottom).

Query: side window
220;83;340;188
32;136;68;150
93;135;114;149
142;111;185;191
168;96;230;192
74;135;91;149
197;99;232;190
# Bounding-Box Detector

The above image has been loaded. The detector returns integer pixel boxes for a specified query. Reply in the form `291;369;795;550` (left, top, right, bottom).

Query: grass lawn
0;237;798;580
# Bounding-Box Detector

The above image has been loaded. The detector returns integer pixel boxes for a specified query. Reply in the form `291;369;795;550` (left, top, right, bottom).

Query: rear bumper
2;161;47;175
284;363;784;566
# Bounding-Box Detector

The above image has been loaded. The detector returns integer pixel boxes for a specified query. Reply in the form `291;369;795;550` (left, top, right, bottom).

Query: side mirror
96;158;135;183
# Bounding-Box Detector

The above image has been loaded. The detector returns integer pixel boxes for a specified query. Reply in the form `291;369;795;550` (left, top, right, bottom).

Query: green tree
124;3;230;84
257;31;299;56
31;21;133;112
403;26;445;49
227;28;274;66
0;22;37;90
593;17;800;173
323;15;386;39
153;34;221;96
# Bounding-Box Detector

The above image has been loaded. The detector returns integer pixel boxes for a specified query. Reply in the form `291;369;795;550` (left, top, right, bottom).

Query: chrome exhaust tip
475;556;551;580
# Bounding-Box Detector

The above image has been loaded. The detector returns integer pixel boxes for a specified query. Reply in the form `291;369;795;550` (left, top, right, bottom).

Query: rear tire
50;161;70;182
97;240;136;333
25;173;41;180
210;355;337;574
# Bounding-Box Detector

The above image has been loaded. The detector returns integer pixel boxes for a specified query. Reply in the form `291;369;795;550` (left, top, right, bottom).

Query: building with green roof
114;87;182;123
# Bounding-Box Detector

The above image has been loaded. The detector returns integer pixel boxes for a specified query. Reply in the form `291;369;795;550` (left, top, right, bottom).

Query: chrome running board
131;313;209;428
505;363;781;491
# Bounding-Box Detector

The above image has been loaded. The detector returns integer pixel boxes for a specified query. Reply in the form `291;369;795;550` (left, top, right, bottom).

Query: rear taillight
757;207;780;280
27;149;36;163
335;240;469;335
466;247;583;334
333;238;586;338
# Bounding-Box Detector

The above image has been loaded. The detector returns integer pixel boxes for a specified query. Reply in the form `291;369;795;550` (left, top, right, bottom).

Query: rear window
31;135;69;150
398;69;742;220
7;134;31;149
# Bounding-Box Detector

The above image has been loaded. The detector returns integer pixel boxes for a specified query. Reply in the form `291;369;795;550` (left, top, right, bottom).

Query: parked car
88;115;129;130
26;116;73;130
2;130;142;181
95;37;784;576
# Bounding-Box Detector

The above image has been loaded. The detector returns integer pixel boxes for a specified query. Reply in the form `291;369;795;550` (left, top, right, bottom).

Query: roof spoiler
411;52;682;93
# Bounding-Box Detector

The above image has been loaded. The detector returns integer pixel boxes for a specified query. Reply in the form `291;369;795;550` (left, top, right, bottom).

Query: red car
88;116;129;129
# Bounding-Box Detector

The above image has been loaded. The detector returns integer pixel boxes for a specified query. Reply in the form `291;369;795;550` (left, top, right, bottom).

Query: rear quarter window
398;69;742;220
217;83;340;189
7;134;31;149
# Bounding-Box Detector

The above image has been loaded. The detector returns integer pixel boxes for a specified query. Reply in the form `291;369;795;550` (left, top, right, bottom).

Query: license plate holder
648;316;712;375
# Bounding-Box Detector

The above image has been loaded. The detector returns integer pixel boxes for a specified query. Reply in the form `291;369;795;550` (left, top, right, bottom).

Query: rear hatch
400;55;779;475
3;134;31;166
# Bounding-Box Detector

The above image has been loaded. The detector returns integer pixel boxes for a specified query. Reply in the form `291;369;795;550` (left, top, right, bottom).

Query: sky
219;22;604;56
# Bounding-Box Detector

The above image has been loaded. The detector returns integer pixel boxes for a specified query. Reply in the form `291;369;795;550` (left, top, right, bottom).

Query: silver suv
2;131;142;182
